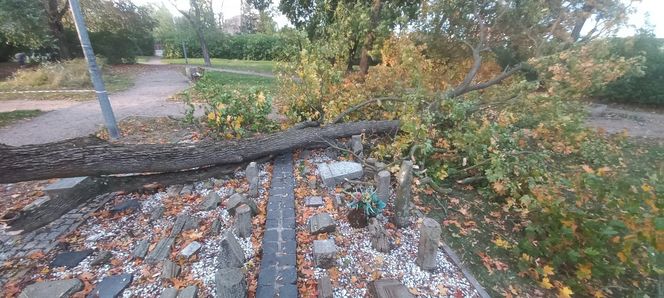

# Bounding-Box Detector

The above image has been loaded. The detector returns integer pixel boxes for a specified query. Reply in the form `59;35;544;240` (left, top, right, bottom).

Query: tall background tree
173;0;216;66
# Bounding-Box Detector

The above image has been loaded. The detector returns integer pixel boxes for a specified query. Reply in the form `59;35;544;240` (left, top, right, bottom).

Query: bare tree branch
331;96;404;124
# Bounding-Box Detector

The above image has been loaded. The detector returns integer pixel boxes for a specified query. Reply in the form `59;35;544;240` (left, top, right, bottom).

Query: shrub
162;32;301;61
599;32;664;105
1;58;98;89
193;72;273;138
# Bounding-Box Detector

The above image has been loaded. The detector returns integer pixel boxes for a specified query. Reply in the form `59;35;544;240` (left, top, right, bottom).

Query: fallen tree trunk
0;120;399;183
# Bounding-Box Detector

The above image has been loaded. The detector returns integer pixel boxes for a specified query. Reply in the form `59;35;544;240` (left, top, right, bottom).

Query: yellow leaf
540;277;553;289
593;290;605;298
581;165;594;174
596;166;611;176
558;286;573;298
542;265;555;276
641;183;652;193
207;112;216;121
617;251;627;263
521;253;533;262
576;263;592;280
493;237;512;249
492;180;506;195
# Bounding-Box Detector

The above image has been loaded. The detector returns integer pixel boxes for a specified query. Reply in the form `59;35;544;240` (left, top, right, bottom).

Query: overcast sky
133;0;664;37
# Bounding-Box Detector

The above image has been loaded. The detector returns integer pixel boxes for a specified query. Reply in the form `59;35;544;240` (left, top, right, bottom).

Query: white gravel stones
27;161;271;297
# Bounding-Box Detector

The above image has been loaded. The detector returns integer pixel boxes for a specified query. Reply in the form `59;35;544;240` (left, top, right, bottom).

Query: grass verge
0;110;42;128
163;58;277;73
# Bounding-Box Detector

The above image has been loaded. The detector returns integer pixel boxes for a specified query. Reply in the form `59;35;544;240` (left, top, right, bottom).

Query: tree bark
45;0;71;59
358;0;382;75
195;27;212;66
0;120;400;183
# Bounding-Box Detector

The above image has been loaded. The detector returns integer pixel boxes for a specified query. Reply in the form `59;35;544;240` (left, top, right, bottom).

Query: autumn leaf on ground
540;277;554;289
558;286;574;298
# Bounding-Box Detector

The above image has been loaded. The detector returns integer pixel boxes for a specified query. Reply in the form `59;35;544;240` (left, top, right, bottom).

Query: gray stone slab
375;170;391;202
19;279;83;298
170;215;191;237
312;239;337;269
184;216;201;231
215;268;247;298
180;185;194;196
132;239;149;259
217;232;245;269
304;196;324;207
89;274;133;298
146;238;175;264
209;219;222;236
150;205;165;220
50;250;93;268
246;162;259;198
162;260;181;279
110;199;141;214
44;177;89;197
317;274;333;298
177;285;198;298
166;185;183;197
234;205;252;238
90;251;113;267
308;213;336;234
317;161;363;187
227;194;258;215
416;218;442;271
367;279;414;298
179;241;202;259
160;287;178;298
22;197;50;212
198;192;221;211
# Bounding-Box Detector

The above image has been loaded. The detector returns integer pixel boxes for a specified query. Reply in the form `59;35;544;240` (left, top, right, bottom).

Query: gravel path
586;104;664;139
0;67;191;146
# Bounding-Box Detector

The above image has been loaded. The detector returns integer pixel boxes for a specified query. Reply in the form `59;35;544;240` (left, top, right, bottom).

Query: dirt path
0;66;192;146
586;104;664;139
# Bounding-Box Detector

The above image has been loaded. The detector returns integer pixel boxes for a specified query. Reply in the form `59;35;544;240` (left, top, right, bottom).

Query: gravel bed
295;149;479;297
24;162;271;297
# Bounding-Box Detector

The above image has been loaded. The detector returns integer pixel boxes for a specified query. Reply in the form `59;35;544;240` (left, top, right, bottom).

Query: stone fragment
350;135;363;157
367;279;414;298
215;267;247;298
50;250;93;268
146;238;175;264
368;218;391;253
170;214;191;237
89;274;133;298
162;260;181;279
332;194;343;209
19;279;83;298
21;197;50;212
217;232;246;269
198;192;221;211
150;205;165;220
180;185;194;196
43;177;90;198
209;219;222;236
317;161;364;188
393;160;413;228
202;180;213;189
308;213;336;234
160;287;178;298
304;196;324;207
234;205;252;238
90;251;112;266
179;241;202;259
312;239;337;269
166;185;183;197
177;285;198;298
184;216;201;231
226;193;258;215
317;274;333;298
375;171;391;202
416;217;442;270
324;147;339;159
132;239;150;259
246;162;259;198
110;199;141;213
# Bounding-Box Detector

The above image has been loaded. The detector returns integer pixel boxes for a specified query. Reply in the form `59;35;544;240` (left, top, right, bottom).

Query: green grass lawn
202;71;276;91
0;110;42;127
163;58;277;73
